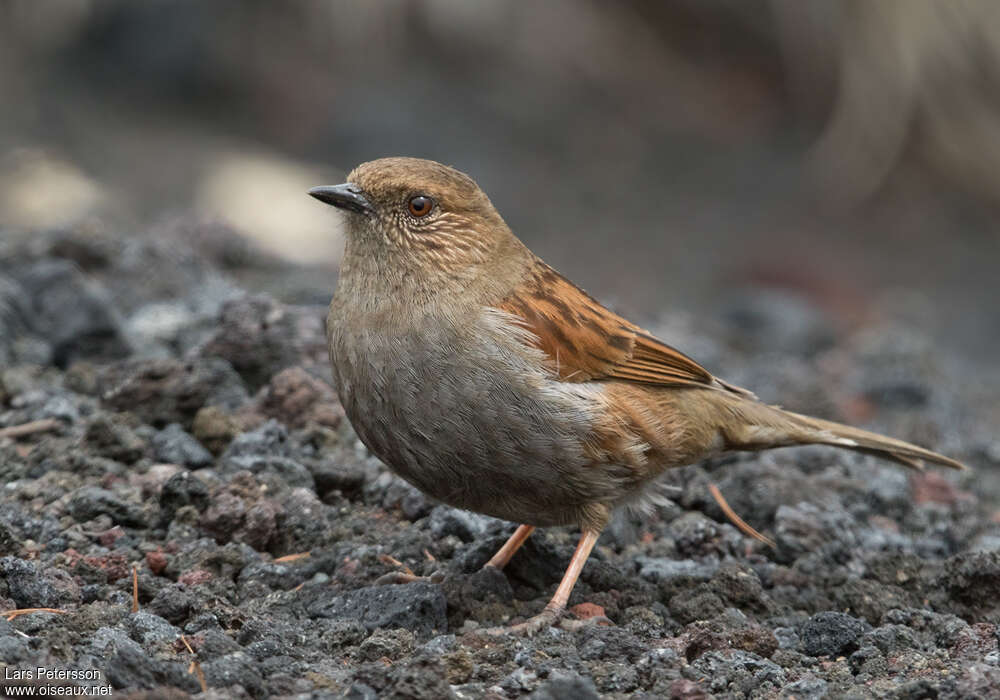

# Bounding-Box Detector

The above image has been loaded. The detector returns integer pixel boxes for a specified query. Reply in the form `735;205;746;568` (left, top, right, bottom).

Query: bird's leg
378;524;536;586
490;529;601;636
484;524;535;570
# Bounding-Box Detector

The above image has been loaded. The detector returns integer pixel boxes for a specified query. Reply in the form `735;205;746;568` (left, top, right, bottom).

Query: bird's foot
557;613;614;631
374;570;446;586
485;606;562;637
484;605;615;636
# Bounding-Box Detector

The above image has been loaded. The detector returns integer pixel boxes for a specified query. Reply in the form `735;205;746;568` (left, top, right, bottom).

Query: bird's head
310;158;524;288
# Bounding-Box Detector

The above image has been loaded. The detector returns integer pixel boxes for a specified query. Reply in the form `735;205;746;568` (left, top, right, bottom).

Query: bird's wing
495;262;721;389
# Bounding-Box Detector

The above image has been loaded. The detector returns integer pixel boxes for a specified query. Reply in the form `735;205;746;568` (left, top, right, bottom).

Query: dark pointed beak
308;184;374;215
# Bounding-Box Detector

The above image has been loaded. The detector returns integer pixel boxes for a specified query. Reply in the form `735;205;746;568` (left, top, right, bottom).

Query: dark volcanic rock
12;259;130;367
158;470;211;525
686;649;786;695
104;643;201;693
127;611;181;647
1;216;995;697
68;487;147;527
202;651;266;698
528;673;600;700
147;584;197;625
100;357;248;429
0;557;82;608
83;412;146;463
152;423;213;467
800;611;870;657
307;583;448;637
220;419;314;490
428;506;497;543
936;551;1000;619
378;653;457;700
198;294;327;390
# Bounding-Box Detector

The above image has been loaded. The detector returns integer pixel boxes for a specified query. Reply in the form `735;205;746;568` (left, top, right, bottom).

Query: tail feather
785;410;967;471
717;395;967;471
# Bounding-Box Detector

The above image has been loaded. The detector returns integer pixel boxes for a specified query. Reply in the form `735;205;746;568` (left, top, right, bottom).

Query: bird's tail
713;392;967;471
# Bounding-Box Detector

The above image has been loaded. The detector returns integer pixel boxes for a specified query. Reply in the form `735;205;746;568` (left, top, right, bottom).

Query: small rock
672;513;722;557
570;602;607;621
669;589;725;625
939;551;1000;617
635;557;717;584
127;611;181;648
192;406;240;455
198;294;327;391
778;675;828;700
307;582;447;637
251;366;343;429
528;672;600;700
273;487;328;552
0;520;21;556
849;645;885;676
178;570;213;586
152;423;213;467
358;628;415;661
158;471;211;526
312;618;368;652
0;557;81;608
235;499;283;552
710;563;771;613
201;492;248;544
220;420;315;490
800;611;870;657
380;652;456;700
68;487;147;527
147;584;196;625
774;502;857;562
428;506;495;543
223;418;290;459
687;649;786;694
100;357;248;429
83;413;146;463
195;629;243;660
138;463;184;499
104;643;201;692
14;259;129;367
370;474;433;520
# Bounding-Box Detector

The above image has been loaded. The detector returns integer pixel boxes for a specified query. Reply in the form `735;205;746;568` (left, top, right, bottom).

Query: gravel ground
1;222;999;699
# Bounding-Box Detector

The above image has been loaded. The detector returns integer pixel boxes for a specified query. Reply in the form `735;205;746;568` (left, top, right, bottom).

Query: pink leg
492;529;601;635
485;524;536;570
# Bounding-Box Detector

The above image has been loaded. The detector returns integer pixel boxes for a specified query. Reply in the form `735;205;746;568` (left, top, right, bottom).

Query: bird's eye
407;195;433;218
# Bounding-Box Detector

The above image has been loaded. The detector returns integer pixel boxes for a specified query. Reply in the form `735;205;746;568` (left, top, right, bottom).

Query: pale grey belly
330;325;631;526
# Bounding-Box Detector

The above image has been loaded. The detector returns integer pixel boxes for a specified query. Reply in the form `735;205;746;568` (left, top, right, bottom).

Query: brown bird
310;157;966;634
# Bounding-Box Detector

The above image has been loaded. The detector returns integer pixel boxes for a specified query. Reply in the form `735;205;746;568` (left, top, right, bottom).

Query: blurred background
1;0;999;363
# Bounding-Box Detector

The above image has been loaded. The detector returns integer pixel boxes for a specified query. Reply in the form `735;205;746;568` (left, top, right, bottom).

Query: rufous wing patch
495;261;716;388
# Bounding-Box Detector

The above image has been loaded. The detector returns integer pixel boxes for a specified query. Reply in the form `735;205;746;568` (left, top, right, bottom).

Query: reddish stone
145;550;168;575
178;569;213;586
670;678;709;699
99;526;125;546
911;472;972;506
569;602;607;620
